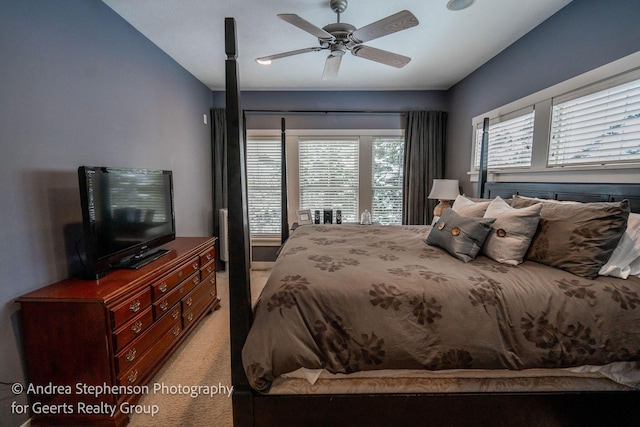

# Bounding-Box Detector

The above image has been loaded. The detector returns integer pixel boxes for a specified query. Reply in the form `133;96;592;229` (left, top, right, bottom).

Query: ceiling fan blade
256;47;322;63
322;54;342;80
278;14;335;41
350;10;419;44
351;45;411;68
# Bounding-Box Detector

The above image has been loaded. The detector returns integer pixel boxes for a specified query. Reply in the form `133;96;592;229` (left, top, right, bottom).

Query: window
246;137;281;235
470;56;640;182
372;137;404;224
549;77;640;166
298;138;359;223
246;130;404;234
473;109;535;169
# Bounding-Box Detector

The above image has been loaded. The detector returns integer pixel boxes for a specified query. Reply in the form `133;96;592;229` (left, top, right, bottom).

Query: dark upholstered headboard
484;182;640;213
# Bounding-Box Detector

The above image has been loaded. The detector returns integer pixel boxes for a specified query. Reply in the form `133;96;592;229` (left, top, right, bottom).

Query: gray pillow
427;209;496;262
511;196;630;279
481;197;542;266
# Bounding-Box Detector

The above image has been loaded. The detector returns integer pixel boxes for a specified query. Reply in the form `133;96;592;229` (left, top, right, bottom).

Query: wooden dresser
17;237;219;426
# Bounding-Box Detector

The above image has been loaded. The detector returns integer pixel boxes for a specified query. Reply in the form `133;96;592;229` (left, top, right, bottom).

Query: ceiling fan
256;0;419;80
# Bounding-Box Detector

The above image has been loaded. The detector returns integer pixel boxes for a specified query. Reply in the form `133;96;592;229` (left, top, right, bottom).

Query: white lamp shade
428;179;460;200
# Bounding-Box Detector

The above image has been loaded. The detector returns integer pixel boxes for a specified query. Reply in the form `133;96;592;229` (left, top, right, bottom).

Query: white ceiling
102;0;572;91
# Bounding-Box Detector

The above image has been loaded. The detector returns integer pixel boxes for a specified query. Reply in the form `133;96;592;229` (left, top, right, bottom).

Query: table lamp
428;179;460;217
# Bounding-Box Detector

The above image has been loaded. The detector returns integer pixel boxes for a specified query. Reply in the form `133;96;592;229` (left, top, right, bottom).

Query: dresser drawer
201;267;216;290
112;306;153;352
110;288;152;329
151;256;200;300
200;247;215;265
153;272;200;319
182;283;217;329
117;322;182;387
115;304;181;374
184;276;216;310
200;259;216;280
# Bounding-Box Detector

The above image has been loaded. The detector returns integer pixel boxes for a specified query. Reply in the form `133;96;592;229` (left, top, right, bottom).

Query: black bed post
281;117;289;244
224;17;254;427
477;117;490;198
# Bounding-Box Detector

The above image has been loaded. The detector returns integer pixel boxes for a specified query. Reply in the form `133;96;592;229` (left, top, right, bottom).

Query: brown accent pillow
510;196;630;279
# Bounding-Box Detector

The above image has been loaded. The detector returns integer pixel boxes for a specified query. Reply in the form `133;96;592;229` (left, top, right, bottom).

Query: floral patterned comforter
242;225;640;393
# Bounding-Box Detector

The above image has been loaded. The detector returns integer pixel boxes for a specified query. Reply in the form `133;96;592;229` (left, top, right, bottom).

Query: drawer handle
129;300;141;313
210;290;215;297
206;253;212;261
187;312;194;322
192;262;199;270
131;321;143;334
209;277;215;285
127;370;138;384
207;266;213;274
160;300;169;312
186;297;193;307
159;283;168;293
172;308;180;319
178;271;183;278
173;326;181;336
125;348;137;362
192;277;200;285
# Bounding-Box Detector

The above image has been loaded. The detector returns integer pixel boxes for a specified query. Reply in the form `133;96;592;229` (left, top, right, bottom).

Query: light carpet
128;269;270;427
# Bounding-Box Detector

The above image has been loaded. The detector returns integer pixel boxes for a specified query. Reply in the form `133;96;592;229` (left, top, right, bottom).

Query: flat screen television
78;166;176;279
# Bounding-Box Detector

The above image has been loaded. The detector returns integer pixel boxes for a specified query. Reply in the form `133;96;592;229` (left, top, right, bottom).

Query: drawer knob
172;308;180;319
206;253;212;261
129;300;141;313
160;300;169;312
127;370;138;384
159;283;168;293
173;326;181;336
186;297;193;307
178;271;183;278
125;348;137;362
193;277;200;285
131;321;143;334
187;312;194;322
192;262;199;270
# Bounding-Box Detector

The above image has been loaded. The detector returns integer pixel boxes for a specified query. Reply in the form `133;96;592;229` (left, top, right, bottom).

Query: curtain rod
244;109;407;116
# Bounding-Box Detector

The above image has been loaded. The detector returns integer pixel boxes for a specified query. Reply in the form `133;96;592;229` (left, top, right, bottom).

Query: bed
224;18;640;427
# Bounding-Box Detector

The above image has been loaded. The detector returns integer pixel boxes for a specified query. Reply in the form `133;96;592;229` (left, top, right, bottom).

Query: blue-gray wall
0;2;213;424
213;90;447;129
447;0;640;195
1;0;639;424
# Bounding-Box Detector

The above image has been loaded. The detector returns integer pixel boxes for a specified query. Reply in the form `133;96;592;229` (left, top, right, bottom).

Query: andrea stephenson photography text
10;381;233;418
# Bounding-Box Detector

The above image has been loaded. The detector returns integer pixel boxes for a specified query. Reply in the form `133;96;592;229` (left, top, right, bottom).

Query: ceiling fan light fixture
446;0;475;11
256;58;272;65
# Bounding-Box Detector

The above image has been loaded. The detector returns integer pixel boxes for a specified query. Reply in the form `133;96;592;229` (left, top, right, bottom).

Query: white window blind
549;77;640;166
246;138;281;235
372;136;404;225
299;139;359;223
474;109;535;169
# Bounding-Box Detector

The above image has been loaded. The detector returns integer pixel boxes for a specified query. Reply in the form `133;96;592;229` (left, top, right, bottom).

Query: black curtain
402;110;447;225
212;108;227;269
